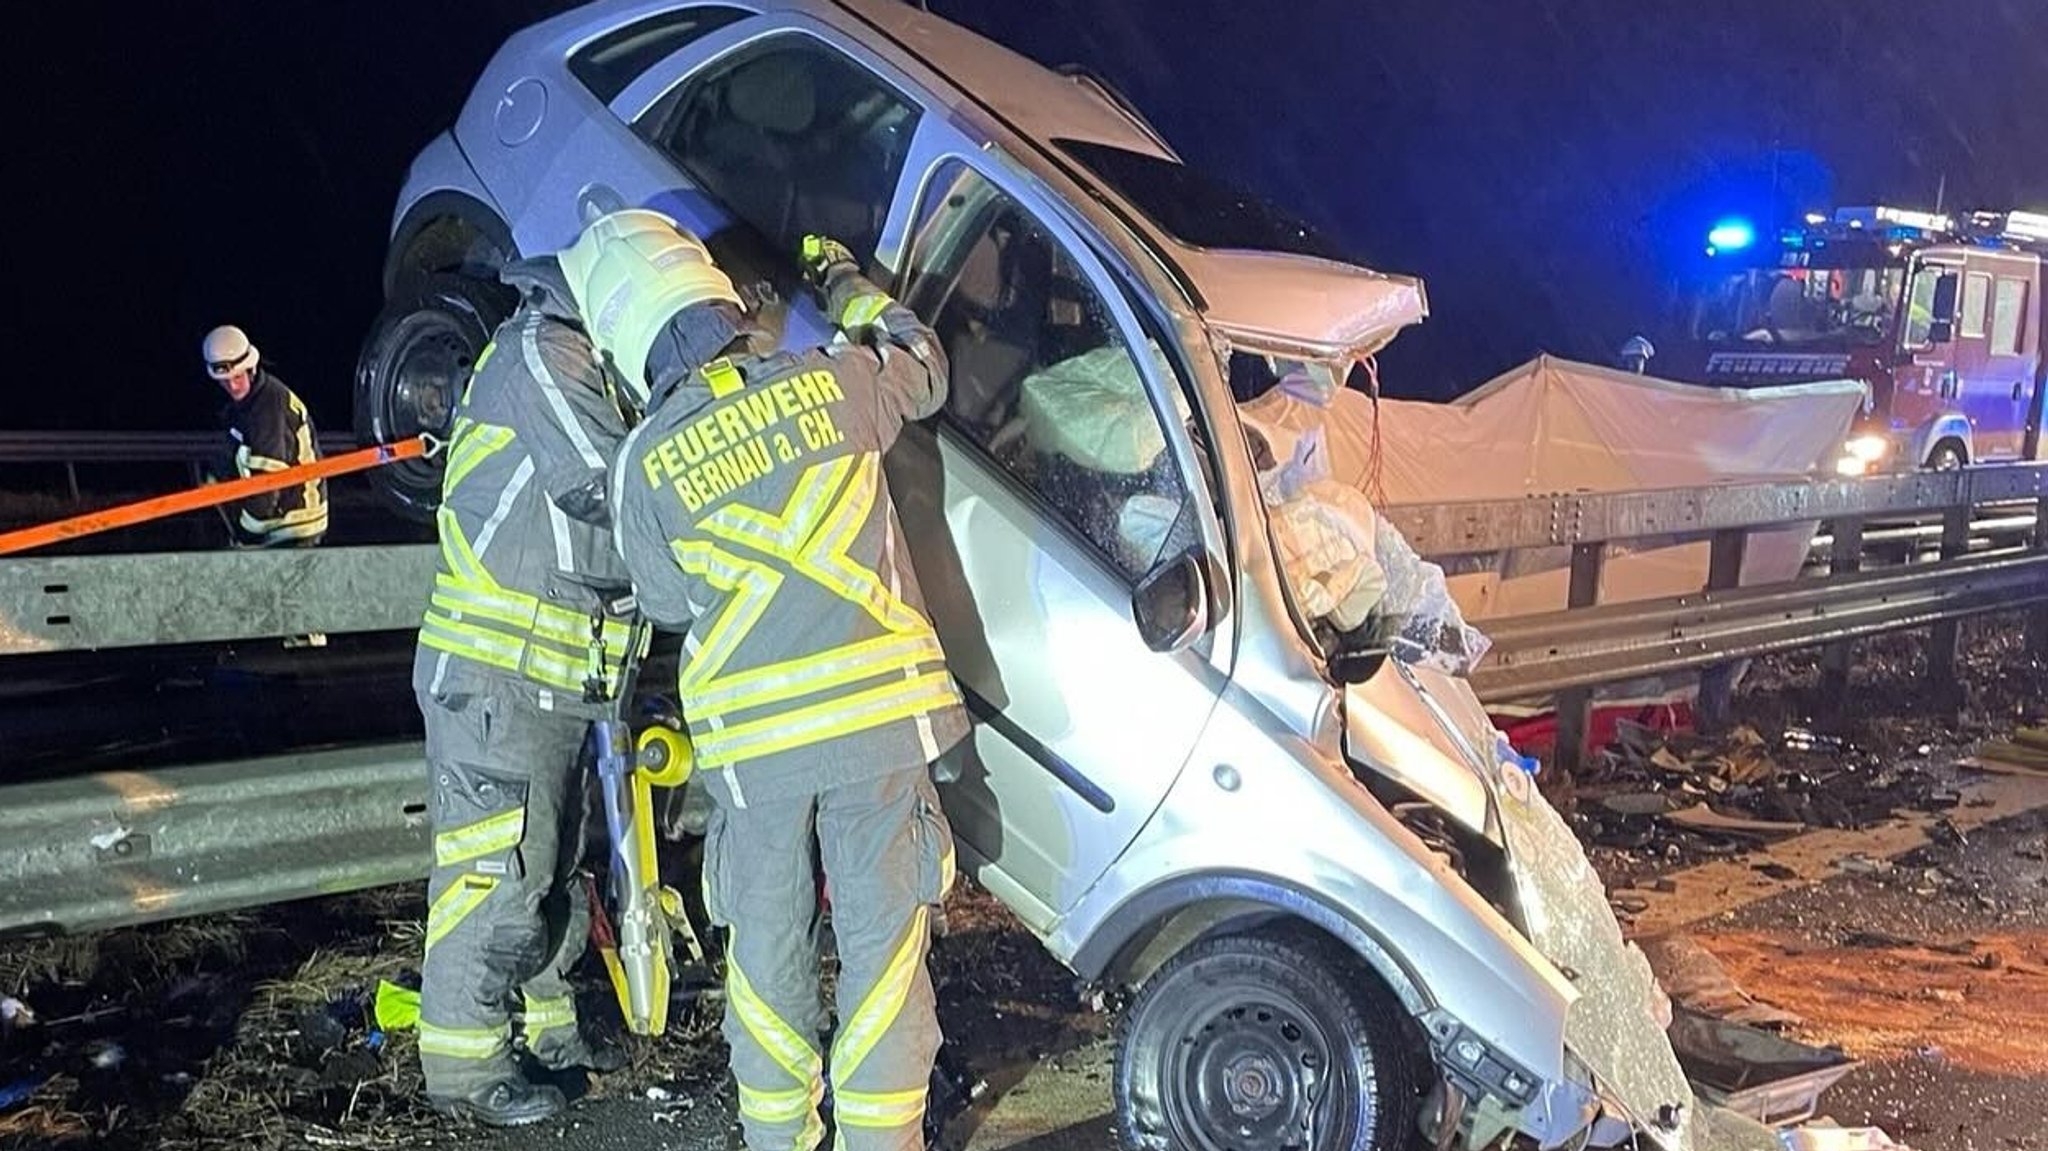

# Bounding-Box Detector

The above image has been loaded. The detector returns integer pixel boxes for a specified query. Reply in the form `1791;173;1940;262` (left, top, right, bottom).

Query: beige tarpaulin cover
1239;355;1869;622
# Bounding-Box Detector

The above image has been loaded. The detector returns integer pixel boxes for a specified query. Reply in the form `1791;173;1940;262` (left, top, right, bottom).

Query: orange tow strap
0;437;431;556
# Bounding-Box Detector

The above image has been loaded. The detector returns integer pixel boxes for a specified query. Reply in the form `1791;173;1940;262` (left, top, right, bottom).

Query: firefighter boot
428;1078;567;1127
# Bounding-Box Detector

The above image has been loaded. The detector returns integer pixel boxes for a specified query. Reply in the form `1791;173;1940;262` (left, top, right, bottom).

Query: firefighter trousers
704;766;956;1151
416;684;596;1097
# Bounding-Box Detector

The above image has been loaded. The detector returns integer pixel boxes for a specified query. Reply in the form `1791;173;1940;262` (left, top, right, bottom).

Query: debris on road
1640;936;1803;1029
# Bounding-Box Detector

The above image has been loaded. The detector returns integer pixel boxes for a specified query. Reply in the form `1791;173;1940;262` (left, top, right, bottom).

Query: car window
568;6;751;105
1991;277;2029;356
647;34;920;267
1961;272;1991;339
903;160;1198;580
1902;264;1943;348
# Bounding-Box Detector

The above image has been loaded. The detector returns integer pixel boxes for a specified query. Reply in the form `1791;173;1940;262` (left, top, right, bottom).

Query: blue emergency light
1706;218;1756;255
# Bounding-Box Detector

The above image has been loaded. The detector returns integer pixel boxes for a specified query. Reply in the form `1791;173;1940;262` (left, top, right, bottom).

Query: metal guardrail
1378;461;2048;555
0;430;361;503
0;430;358;465
0;464;2043;934
0;546;434;655
0;744;429;937
1380;460;2048;768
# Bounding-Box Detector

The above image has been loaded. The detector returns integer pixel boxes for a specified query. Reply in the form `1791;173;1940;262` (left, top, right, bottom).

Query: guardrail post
2032;494;2048;660
1553;542;1605;774
1695;528;1749;734
1928;505;1973;703
1821;516;1865;714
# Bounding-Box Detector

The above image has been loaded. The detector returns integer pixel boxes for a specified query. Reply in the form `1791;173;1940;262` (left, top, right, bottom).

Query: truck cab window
648;35;920;267
902;160;1197;579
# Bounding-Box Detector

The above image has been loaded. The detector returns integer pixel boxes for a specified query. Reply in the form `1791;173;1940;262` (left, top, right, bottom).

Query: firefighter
200;325;328;547
411;251;640;1125
562;210;967;1151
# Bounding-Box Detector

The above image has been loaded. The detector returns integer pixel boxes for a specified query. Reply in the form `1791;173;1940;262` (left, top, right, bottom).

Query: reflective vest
416;307;642;708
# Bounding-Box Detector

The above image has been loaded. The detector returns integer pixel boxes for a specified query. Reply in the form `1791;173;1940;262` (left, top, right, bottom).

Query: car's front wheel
353;273;513;521
1115;932;1421;1151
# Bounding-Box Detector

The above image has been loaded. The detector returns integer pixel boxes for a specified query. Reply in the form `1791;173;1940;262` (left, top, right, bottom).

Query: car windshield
1055;138;1355;262
1691;265;1904;347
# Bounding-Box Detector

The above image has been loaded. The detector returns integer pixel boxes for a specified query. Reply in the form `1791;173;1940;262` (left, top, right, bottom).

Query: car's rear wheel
1115;932;1420;1151
353;274;513;521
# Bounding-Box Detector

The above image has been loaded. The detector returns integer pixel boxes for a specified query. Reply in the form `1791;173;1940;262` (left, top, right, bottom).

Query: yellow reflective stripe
692;673;960;766
430;579;633;656
703;454;853;559
833;1086;928;1129
792;455;929;635
445;421;515;493
521;993;577;1038
939;840;957;899
830;906;929;1083
838;293;892;330
419;1021;509;1060
420;615;525;674
687;632;946;720
436;507;494;588
673;538;781;694
727;944;824;1087
424;874;498;954
434;807;526;867
738;1080;824;1125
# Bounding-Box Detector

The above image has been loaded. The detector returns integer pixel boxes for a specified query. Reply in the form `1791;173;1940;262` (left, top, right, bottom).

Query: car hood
1349;664;1778;1150
1182;248;1430;360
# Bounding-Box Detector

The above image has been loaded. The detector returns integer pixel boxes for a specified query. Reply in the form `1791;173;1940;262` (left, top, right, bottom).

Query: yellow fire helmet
558;209;741;405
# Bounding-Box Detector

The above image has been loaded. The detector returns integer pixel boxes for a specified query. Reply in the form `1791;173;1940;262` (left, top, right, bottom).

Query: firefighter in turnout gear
573;211;968;1151
200;325;329;547
411;252;643;1126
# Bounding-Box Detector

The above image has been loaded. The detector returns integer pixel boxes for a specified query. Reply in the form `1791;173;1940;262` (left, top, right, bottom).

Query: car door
882;149;1230;930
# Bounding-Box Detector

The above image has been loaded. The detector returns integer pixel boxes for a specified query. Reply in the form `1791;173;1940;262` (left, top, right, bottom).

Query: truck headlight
1835;455;1870;477
1846;434;1890;462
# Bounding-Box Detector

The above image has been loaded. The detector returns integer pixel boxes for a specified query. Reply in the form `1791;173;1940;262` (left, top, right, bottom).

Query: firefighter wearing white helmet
199;325;328;546
408;238;655;1124
575;210;966;1151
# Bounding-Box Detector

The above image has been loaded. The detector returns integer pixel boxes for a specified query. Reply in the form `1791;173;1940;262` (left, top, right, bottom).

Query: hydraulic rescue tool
584;611;702;1035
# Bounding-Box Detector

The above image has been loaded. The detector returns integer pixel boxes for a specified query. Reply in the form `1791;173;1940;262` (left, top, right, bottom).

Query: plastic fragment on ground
373;980;420;1031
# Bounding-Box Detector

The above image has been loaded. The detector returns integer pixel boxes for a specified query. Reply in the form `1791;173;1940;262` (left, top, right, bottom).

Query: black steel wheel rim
1160;990;1348;1151
382;312;472;483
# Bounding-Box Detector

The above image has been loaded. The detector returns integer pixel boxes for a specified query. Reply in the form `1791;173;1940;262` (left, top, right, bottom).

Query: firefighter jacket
412;260;642;717
217;368;328;545
612;280;970;805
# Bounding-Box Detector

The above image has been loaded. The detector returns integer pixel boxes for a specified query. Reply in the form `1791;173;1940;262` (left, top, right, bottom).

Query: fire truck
1661;207;2048;475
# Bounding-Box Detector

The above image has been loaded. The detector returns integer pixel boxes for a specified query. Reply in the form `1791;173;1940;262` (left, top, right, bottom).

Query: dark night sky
7;1;2046;434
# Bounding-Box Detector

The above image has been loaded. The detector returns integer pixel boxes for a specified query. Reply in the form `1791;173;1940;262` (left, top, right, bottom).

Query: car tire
353;273;514;521
1114;931;1420;1151
1926;439;1967;472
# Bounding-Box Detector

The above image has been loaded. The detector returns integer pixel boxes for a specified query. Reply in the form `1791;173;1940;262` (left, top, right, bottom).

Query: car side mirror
1923;272;1961;345
1931;273;1960;323
1131;549;1209;653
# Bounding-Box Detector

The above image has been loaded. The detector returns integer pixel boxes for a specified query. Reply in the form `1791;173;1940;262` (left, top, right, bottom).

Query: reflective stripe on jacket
614;281;969;803
221;368;328;545
414;280;641;715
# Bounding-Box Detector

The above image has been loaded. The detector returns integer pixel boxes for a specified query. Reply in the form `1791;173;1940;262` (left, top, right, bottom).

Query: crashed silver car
356;1;1778;1147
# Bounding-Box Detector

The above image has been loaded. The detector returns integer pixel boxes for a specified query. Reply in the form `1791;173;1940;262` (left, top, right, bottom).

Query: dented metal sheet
0;545;435;654
1492;755;1780;1151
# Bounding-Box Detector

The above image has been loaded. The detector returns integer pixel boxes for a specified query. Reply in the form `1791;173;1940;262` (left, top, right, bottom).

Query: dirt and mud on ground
2;617;2043;1151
